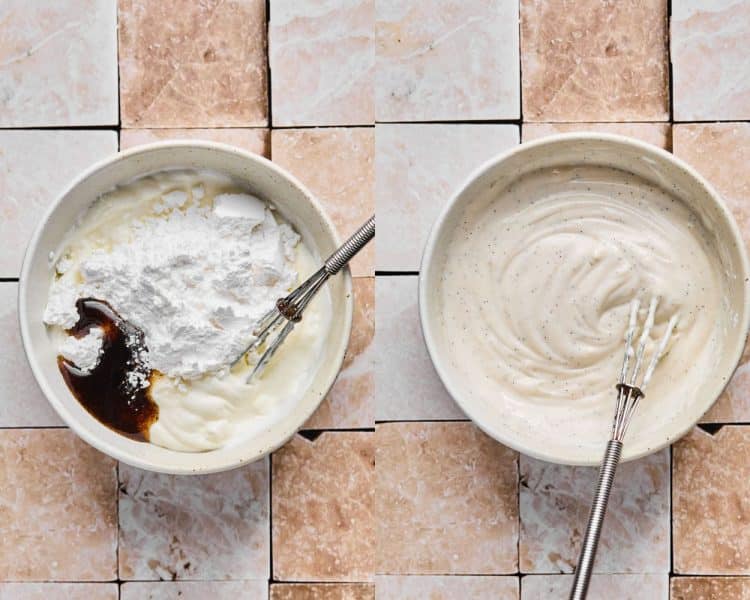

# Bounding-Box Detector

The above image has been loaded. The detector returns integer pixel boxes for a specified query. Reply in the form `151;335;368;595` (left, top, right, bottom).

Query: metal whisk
569;297;678;600
234;215;375;383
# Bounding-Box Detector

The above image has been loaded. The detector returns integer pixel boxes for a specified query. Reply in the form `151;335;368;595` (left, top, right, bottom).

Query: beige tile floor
0;1;749;598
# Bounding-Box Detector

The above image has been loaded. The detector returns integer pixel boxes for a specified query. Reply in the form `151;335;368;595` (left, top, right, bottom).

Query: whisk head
612;297;678;442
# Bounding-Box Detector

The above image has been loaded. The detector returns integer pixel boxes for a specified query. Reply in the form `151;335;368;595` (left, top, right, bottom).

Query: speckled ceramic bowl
19;141;353;475
419;133;750;466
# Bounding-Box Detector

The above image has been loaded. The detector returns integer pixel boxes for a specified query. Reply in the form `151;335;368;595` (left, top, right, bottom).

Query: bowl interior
20;142;352;474
420;134;750;465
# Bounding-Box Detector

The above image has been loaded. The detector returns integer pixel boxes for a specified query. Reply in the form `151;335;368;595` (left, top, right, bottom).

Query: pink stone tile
673;426;750;574
520;449;670;573
118;459;269;580
272;432;374;582
522;574;668;600
671;577;750;600
270;0;374;126
121;581;267;599
672;124;750;423
0;429;117;581
376;576;519;599
119;0;268;127
522;123;670;149
0;130;117;277
520;0;669;122
376;124;518;271
0;0;117;126
0;283;62;426
375;276;462;421
270;583;374;600
306;278;374;429
0;584;117;600
376;422;518;575
120;129;269;157
271;128;374;277
672;2;750;120
376;1;520;120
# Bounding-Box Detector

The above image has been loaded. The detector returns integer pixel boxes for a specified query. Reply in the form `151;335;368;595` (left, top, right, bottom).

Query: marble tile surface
375;276;461;421
120;128;270;157
306;278;374;429
376;422;518;575
118;459;269;580
120;581;268;599
119;0;267;127
520;0;669;121
671;577;750;600
270;0;374;126
271;583;374;600
0;0;117;126
272;433;374;582
271;128;374;277
0;429;117;581
0;584;117;600
671;1;750;120
522;574;668;600
376;0;520;121
376;576;519;599
0;130;117;277
0;283;62;426
673;427;750;574
672;124;750;422
520;449;670;573
376;124;518;271
522;123;670;149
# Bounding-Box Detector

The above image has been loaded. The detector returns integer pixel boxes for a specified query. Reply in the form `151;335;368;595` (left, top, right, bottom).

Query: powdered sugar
59;327;104;373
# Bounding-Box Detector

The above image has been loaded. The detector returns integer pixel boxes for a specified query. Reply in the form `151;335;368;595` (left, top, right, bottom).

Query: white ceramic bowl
19;141;353;474
419;133;750;466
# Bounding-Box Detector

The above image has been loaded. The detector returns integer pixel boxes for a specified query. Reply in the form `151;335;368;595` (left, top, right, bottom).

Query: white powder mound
59;328;104;373
44;191;300;380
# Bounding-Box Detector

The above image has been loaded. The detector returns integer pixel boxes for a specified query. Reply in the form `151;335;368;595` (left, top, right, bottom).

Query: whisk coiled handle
325;216;375;275
569;439;623;600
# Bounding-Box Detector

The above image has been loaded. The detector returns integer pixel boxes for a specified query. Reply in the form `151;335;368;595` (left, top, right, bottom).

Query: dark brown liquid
58;298;159;441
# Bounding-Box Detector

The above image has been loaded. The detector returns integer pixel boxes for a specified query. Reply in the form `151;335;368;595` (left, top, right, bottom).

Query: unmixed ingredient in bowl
438;165;728;456
44;169;331;451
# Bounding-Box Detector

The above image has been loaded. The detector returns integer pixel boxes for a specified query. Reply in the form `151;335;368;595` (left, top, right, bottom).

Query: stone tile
0;584;117;600
120;128;269;157
673;426;750;574
271;583;374;600
0;0;117;126
375;276;461;421
673;124;750;423
376;124;518;271
520;449;670;573
522;123;670;149
672;2;750;120
376;422;518;575
0;130;117;277
520;0;669;122
119;0;267;127
121;581;268;599
376;0;520;121
271;128;374;277
270;0;374;126
0;283;62;426
376;576;519;599
118;459;269;580
272;432;374;582
522;574;668;599
671;577;750;600
0;429;117;581
306;278;374;429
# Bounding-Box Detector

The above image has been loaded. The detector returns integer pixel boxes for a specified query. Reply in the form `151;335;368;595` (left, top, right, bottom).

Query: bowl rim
418;131;750;466
18;140;353;474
